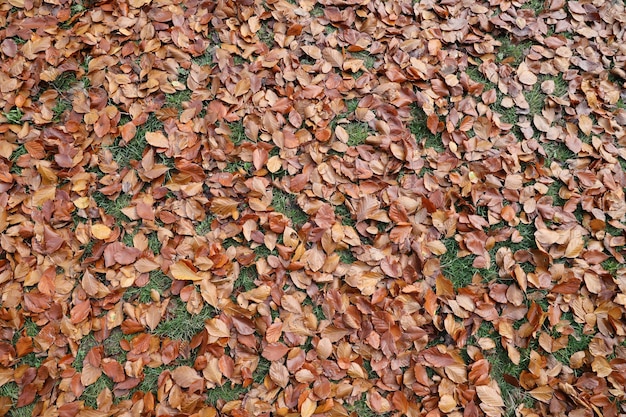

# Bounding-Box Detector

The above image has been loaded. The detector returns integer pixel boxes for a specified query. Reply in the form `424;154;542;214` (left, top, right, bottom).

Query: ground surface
1;0;626;416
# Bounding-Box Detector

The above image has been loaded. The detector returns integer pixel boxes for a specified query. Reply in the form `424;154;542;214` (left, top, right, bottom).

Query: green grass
135;365;163;394
525;83;547;116
439;239;481;289
545;181;566;207
0;382;19;401
409;105;444;152
226;121;247;145
334;203;355;227
253;244;277;260
195;216;214;236
72;333;98;372
192;48;214;67
103;328;129;363
342;98;359;116
521;0;545;15
258;24;274;47
469;322;536;417
154;299;215;341
79;240;95;262
253;357;270;384
234;266;257;293
8;403;35;417
345;393;390;417
489;221;536;256
93;191;131;223
338;249;356;264
310;5;324;17
80;375;114;409
206;383;248;406
345;121;370;146
548;74;568;97
350;50;376;70
51;71;78;92
271;188;308;227
146;232;161;254
496;38;533;66
165;89;192;113
108;114;164;168
541;140;576;167
52;98;72;122
22;318;39;338
551;313;592;368
3;108;24;124
9;144;27;175
123;270;172;303
602;258;622;276
18;352;43;368
224;160;253;174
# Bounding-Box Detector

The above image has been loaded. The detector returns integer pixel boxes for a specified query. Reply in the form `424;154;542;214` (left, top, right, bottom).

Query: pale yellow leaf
301;398;317;417
170;261;202;281
529;386;553;403
91;224;112;240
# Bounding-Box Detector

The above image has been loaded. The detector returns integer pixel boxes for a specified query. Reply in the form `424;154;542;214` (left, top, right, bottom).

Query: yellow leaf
91;224;112;240
301;398;317;417
170;261;203;281
438;394;456;413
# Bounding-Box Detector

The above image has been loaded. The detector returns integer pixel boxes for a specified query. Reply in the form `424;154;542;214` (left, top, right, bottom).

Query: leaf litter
0;0;626;416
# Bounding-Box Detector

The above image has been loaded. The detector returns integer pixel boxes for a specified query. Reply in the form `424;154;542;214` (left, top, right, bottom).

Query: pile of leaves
1;0;626;415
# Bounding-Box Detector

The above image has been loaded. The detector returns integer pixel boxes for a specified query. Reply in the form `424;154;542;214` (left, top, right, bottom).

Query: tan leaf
517;63;537;85
205;318;230;338
476;383;504;417
171;366;202;388
564;229;584;258
134;258;160;273
316;338;332;359
145;131;169;148
578;114;592;136
269;362;289;388
533;114;551;132
322;48;343;67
